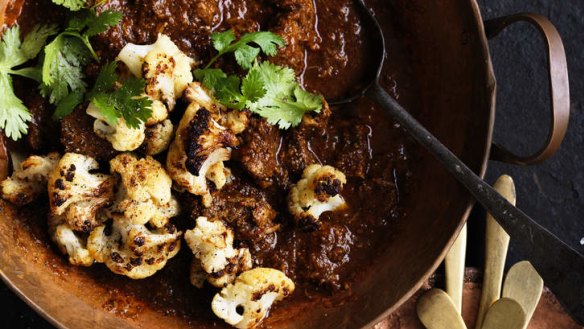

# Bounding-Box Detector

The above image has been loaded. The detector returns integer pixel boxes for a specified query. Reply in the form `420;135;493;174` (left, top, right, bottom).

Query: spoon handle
445;223;467;313
367;83;584;325
475;175;516;329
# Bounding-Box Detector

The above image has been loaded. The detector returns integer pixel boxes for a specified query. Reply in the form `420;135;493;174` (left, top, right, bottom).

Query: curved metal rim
362;0;496;326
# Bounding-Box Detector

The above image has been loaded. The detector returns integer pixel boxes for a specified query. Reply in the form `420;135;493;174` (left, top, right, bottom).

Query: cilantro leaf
83;10;123;37
206;30;285;69
241;66;266;102
0;73;32;140
21;25;60;61
246;61;322;129
51;0;87;11
41;9;121;116
53;91;84;119
88;62;153;128
41;35;90;103
0;25;57;140
211;30;236;53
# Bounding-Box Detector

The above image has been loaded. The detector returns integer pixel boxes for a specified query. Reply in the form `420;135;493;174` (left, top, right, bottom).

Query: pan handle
484;13;570;166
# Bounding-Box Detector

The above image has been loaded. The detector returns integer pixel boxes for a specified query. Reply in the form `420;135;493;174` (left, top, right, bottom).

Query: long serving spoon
340;0;584;324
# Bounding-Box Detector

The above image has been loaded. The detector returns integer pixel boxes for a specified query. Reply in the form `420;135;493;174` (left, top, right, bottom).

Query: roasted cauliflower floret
212;268;295;329
185;217;252;288
143;119;174;155
87;103;146;152
87;215;181;279
288;164;347;228
108;153;179;228
167;83;243;206
0;152;60;206
49;215;94;266
48;153;114;233
117;34;194;111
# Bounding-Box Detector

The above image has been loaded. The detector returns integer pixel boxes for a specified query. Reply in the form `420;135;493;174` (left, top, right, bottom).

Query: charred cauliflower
49;214;94;266
117;33;194;111
167;82;246;206
87;103;146;152
288;164;347;228
1;153;60;206
211;268;295;329
143;119;174;155
48;153;114;233
87;215;181;279
185;216;252;288
107;153;179;228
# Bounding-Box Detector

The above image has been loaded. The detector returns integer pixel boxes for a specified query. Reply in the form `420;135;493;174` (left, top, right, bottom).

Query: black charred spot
81;220;92;233
65;164;76;182
125;263;134;271
55;179;66;190
314;177;342;201
130;257;143;266
134;236;145;246
52;193;66;207
185;108;211;174
168;242;177;252
103;222;113;236
165;223;176;234
111;252;124;264
145;258;155;265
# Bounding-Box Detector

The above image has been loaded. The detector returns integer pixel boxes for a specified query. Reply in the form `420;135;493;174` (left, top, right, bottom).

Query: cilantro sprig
42;9;122;117
0;25;58;140
196;30;322;129
206;30;285;69
82;61;152;128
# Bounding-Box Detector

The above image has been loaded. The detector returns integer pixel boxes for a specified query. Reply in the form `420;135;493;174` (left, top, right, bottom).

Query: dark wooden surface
1;0;583;327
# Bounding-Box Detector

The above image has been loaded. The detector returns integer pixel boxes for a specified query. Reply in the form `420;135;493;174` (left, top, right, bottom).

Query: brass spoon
417;289;467;329
346;0;584;324
481;298;526;329
503;261;544;329
475;175;516;329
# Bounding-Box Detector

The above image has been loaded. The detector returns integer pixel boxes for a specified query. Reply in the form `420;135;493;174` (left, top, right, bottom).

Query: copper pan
0;0;570;328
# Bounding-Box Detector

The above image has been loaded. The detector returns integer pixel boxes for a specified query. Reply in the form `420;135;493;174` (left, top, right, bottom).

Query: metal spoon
503;261;544;329
417;288;467;329
341;0;584;324
481;297;526;329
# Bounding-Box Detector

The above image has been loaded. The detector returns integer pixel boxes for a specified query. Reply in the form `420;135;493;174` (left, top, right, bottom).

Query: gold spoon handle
475;175;516;329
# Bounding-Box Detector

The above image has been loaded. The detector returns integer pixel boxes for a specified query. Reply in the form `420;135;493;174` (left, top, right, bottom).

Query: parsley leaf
87;61;153;128
51;0;87;11
206;30;285;69
41;9;122;117
0;25;57;140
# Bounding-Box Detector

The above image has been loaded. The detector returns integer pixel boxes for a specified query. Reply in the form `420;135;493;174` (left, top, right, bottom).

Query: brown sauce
8;0;416;325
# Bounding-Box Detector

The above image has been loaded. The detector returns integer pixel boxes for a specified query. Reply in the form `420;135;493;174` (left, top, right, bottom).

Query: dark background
1;0;583;327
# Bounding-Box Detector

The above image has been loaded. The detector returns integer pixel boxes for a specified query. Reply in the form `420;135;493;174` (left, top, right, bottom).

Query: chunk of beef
334;123;370;178
192;179;279;252
60;108;118;162
278;103;331;178
233;117;285;188
94;0;221;59
268;0;320;74
303;222;353;290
